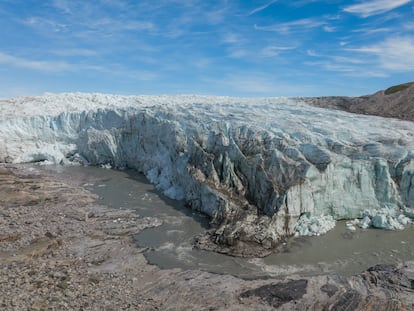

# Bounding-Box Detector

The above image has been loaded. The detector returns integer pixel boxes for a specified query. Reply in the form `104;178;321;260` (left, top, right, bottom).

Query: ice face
0;93;413;249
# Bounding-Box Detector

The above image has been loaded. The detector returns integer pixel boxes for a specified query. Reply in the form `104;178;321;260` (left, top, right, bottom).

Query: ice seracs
0;93;413;254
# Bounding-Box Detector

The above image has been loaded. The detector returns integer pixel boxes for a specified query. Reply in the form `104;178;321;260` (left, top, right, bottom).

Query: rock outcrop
0;93;413;255
239;263;414;310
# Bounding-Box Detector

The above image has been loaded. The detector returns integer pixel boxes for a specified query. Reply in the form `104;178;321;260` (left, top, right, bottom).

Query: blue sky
0;0;413;98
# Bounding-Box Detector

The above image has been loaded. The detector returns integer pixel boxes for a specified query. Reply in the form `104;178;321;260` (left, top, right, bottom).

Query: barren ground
1;165;414;310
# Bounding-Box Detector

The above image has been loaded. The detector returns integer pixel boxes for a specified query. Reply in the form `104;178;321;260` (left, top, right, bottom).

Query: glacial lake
40;165;414;278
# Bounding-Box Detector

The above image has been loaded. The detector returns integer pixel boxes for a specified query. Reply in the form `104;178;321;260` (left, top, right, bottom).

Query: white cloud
192;58;213;69
352;27;391;34
307;50;319;57
0;52;72;72
346;70;388;78
227;49;248;59
52;49;98;57
305;60;388;77
261;46;296;57
83;18;154;33
248;0;278;16
51;0;73;14
307;49;364;64
323;26;336;32
254;18;326;34
0;52;130;75
222;33;245;44
100;0;130;9
332;56;364;64
24;17;68;33
212;73;319;96
205;7;228;24
347;37;414;70
404;22;414;30
215;74;281;94
343;0;412;18
305;47;389;77
290;0;322;7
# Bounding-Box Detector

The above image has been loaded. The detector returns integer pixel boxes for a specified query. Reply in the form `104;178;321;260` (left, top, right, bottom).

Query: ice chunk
358;216;372;229
404;207;414;219
360;208;410;230
294;214;336;237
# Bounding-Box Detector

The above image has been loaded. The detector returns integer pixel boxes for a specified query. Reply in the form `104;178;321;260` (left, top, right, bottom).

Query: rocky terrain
1;165;414;310
302;82;414;121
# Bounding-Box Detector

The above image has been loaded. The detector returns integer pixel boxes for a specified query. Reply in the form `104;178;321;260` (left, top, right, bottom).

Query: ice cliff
1;93;413;255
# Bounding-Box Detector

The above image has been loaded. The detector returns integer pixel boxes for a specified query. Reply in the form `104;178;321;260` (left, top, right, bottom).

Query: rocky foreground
1;165;413;310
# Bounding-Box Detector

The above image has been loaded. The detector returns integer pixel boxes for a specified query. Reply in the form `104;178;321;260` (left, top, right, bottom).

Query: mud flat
1;165;414;310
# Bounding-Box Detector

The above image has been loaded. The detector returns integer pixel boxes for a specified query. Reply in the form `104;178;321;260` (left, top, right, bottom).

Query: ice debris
348;207;412;231
294;214;336;237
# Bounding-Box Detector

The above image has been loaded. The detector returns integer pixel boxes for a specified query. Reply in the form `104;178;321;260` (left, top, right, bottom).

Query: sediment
1;165;414;310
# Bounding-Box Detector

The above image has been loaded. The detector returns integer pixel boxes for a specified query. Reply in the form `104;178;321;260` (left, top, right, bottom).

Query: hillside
302;82;414;121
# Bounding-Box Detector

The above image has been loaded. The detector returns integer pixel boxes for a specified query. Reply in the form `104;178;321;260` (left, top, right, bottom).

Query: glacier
1;93;413;254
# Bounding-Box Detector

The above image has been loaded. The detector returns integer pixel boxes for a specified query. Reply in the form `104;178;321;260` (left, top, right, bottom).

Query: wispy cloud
323;26;336;32
248;0;277;16
51;0;73;14
227;49;248;59
24;17;68;33
343;0;412;18
222;33;245;44
52;49;98;57
404;22;414;30
254;18;326;34
307;50;319;57
306;61;355;73
352;27;392;34
0;52;72;72
305;60;388;77
0;51;139;76
346;37;414;70
290;0;322;7
260;45;296;57
43;1;156;40
73;17;155;36
214;73;281;94
205;7;228;24
100;0;130;9
331;55;365;64
307;50;364;64
305;48;388;77
209;73;319;96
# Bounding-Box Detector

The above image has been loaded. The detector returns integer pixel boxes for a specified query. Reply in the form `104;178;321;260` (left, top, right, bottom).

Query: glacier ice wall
1;93;413;252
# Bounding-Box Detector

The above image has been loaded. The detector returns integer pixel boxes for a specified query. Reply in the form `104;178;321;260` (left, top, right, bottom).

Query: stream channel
40;165;414;279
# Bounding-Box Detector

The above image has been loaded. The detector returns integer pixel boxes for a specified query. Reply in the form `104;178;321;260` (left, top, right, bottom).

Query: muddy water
40;165;414;278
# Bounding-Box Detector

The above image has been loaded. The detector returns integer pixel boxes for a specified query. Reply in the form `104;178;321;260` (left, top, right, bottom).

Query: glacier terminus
1;93;413;256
